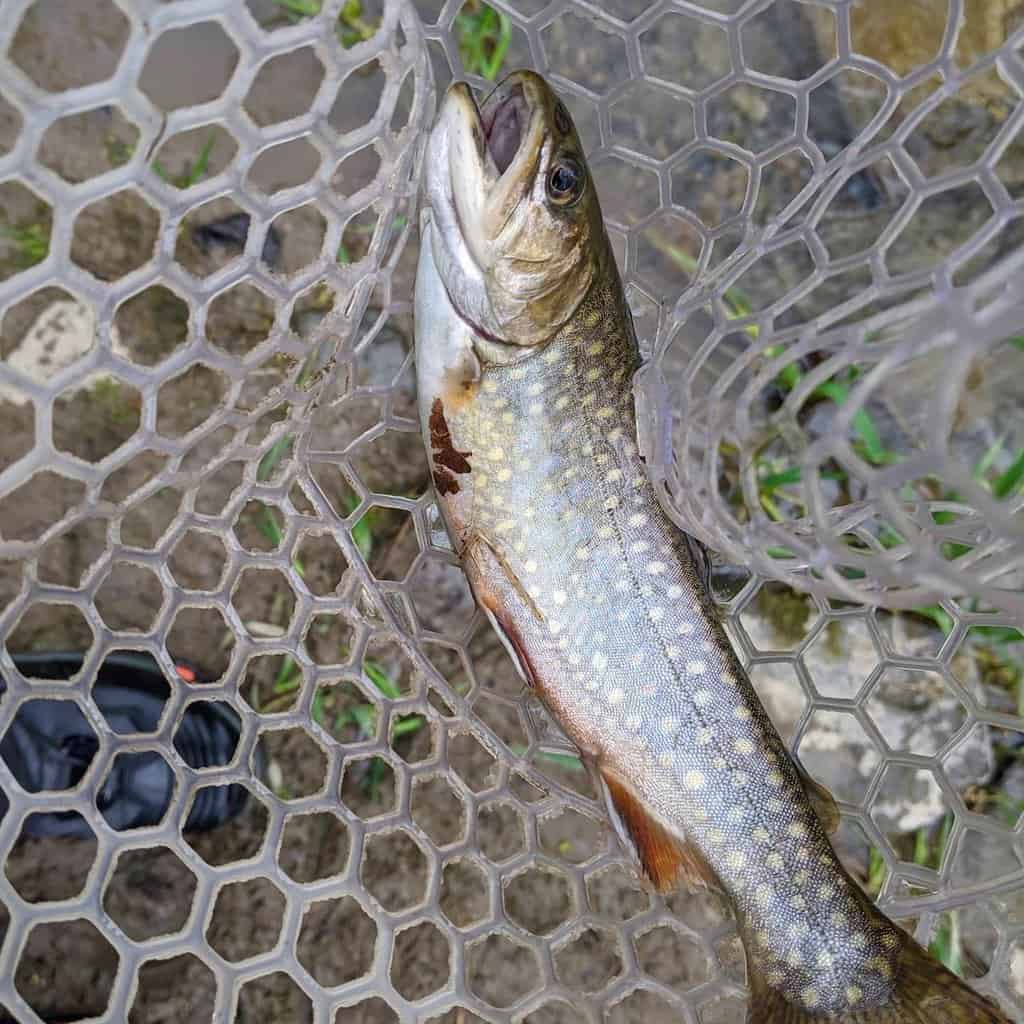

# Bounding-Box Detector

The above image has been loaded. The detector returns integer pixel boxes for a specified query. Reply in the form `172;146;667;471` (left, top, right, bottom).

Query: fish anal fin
600;767;721;895
796;764;840;834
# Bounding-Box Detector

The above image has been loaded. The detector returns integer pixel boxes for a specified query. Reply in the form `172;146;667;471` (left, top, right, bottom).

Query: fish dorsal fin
797;765;840;834
600;766;722;894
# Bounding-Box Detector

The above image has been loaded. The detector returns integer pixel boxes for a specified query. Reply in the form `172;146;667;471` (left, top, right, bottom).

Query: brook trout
413;69;1009;1023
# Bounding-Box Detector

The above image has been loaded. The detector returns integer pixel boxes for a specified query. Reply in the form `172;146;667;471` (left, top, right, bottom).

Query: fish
413;69;1011;1024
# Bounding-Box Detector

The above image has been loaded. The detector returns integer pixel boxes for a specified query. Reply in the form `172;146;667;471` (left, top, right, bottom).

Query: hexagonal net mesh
0;0;1021;1022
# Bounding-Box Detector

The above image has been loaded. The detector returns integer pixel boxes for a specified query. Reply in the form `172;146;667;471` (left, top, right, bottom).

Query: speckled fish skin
415;70;1010;1024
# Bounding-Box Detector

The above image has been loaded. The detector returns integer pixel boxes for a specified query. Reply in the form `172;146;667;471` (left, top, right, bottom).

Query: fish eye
546;158;585;206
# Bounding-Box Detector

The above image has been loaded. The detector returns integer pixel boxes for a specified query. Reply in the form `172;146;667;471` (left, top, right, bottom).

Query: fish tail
747;936;1011;1023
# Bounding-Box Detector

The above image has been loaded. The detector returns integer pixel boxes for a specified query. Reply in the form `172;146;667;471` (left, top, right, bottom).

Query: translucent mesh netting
0;0;1020;1021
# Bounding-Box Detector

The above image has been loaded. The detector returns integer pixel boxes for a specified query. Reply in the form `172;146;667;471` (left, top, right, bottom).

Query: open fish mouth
479;79;529;175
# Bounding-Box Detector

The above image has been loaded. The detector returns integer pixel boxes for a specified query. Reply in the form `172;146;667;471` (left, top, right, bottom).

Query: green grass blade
992;447;1024;499
364;659;401;699
257;435;294;482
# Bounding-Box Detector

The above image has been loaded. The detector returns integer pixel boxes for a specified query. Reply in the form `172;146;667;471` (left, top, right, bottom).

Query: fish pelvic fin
746;935;1011;1024
599;767;722;894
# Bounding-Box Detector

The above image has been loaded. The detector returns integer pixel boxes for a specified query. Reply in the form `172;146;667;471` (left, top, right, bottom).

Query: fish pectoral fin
465;531;545;624
599;766;722;895
796;764;840;834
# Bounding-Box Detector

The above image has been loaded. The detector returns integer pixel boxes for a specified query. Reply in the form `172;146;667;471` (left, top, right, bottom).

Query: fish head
423;69;609;356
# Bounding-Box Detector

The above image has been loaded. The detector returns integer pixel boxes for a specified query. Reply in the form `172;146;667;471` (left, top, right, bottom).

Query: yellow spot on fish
787;950;803;967
678;622;695;635
693;690;712;706
482;379;498;392
788;822;808;838
831;912;847;927
628;512;647;527
791;894;806;909
527;402;543;416
511;367;527;380
586;341;605;355
497;467;512;481
646;561;665;575
542;348;559;364
527;381;544;396
605;468;623;483
657;751;673;767
755;885;771;907
727;851;746;869
649;607;664;622
684;769;705;789
869;956;893;980
685;660;706;675
592;652;608;671
720;671;737;686
753;826;769;843
767;853;783;870
882;933;899;950
734;738;754;755
604;495;620;510
732;771;750;788
845;986;863;1005
596;406;615;420
734;706;752;721
576;546;590;560
817;951;833;969
555;395;570;411
488;446;504;461
696;727;713;746
660;715;680;735
585;367;601;382
801;987;818;1008
524;560;538;573
766;770;784;787
607;687;625;705
598;525;614;539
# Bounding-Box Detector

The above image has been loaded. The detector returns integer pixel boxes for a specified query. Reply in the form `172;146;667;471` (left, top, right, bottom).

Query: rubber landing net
0;1;1021;1021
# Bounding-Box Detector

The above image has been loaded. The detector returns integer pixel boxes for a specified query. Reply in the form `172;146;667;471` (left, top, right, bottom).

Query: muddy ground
0;1;1021;1022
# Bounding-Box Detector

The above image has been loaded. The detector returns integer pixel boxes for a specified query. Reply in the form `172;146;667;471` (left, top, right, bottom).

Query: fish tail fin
747;936;1011;1023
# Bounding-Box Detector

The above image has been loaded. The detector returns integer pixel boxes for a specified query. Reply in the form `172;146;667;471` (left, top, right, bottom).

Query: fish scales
415;68;1011;1023
441;271;898;1014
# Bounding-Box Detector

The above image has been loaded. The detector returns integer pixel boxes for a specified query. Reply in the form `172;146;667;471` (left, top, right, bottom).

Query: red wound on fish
433;469;460;495
601;768;721;894
429;398;472;476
